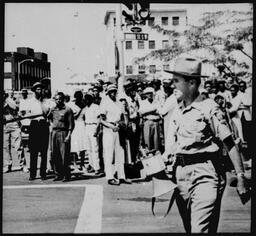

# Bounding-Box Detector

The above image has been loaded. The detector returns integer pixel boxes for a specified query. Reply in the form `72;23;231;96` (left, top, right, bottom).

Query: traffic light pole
116;3;125;95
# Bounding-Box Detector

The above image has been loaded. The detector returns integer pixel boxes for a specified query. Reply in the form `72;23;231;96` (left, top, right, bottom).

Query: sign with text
124;33;149;41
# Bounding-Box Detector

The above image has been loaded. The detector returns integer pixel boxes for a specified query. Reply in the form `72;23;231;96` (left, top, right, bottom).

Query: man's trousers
102;127;125;180
29;120;49;179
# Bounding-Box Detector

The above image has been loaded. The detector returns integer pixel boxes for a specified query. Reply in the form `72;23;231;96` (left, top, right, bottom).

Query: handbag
141;152;165;176
124;161;143;179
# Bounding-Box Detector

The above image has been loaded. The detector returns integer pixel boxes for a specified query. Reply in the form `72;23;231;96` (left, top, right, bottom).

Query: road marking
3;184;103;233
74;185;103;233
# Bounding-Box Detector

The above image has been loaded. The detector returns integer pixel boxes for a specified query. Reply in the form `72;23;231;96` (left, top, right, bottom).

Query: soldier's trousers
175;158;226;233
51;129;70;178
29;120;49;178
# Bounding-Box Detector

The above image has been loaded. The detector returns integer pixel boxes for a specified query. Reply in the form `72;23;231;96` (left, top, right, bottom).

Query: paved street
2;162;251;234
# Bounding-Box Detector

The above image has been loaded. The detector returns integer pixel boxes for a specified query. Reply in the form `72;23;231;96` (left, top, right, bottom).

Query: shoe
29;177;36;181
108;179;120;186
62;178;71;182
3;165;12;173
120;179;132;184
53;176;63;181
87;165;95;173
46;169;54;175
22;166;29;173
95;170;105;177
41;176;47;181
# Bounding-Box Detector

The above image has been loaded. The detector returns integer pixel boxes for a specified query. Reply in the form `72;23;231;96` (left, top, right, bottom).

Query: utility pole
115;3;125;95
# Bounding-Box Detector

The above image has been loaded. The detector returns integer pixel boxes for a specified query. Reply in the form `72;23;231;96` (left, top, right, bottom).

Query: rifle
4;114;44;124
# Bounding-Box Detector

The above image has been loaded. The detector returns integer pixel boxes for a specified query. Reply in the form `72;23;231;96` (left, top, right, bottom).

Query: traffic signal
138;2;150;21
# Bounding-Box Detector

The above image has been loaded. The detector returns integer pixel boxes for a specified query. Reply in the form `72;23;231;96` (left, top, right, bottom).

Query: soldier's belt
175;152;217;167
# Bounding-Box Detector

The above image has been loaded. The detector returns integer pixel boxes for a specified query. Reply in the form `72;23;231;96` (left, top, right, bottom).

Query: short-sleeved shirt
169;96;232;155
82;104;100;124
29;97;49;120
19;98;31;126
100;96;122;123
48;104;74;131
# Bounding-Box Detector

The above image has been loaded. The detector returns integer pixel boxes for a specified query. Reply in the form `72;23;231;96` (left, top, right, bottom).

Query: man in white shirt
18;89;31;172
157;78;179;150
139;86;162;152
82;92;103;176
28;82;50;181
100;84;131;185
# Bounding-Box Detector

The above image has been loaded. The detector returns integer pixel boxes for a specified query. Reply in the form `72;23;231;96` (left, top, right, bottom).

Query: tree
134;9;253;77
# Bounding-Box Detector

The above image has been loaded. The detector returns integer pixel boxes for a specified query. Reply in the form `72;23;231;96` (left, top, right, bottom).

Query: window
138;65;146;74
161;17;168;26
126;41;132;50
148;17;155;26
163;64;170;71
162;40;169;49
173;39;179;47
172;16;179;26
138;41;144;49
149;65;156;74
126;65;133;74
149;40;155;49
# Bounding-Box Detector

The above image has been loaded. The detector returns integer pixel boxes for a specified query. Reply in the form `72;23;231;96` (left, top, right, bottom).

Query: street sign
131;26;142;33
124;33;149;41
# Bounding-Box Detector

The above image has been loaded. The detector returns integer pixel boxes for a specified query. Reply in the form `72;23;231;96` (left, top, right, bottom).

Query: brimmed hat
84;92;94;98
31;82;43;92
142;87;155;94
106;84;117;94
21;89;28;94
164;57;208;78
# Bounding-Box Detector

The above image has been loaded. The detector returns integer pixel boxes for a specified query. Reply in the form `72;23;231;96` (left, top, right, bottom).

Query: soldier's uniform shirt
168;95;232;233
169;96;231;155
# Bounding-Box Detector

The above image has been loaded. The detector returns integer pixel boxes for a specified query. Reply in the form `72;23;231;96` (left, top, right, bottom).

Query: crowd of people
3;63;252;184
3;56;252;233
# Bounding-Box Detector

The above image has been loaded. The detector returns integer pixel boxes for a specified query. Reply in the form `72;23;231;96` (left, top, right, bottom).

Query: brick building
4;47;51;91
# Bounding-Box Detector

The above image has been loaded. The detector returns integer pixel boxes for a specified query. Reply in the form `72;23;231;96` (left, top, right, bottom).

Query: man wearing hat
100;84;131;185
217;79;232;103
3;91;22;173
157;78;179;152
123;80;141;163
28;82;50;180
164;57;249;233
139;86;162;152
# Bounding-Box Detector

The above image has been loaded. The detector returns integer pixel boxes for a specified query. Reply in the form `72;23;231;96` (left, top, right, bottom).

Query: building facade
4;47;51;91
104;6;187;78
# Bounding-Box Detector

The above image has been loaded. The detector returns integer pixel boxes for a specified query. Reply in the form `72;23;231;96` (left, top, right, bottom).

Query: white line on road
74;185;103;233
3;184;103;233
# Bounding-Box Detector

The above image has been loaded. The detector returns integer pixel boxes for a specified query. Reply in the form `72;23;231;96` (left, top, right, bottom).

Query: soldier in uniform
164;57;249;233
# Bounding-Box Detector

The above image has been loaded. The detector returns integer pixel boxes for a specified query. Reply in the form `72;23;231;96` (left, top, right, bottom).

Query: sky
4;3;252;91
